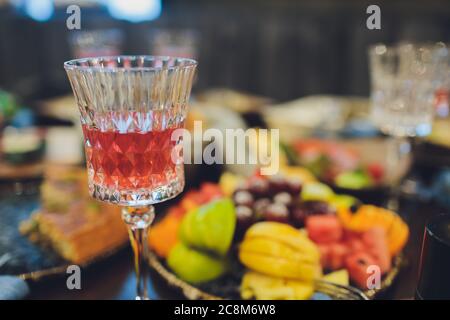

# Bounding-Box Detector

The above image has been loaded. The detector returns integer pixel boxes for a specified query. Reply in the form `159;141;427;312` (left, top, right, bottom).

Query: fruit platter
148;167;409;300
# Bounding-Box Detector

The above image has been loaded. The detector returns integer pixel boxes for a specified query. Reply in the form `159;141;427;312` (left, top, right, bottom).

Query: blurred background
0;0;449;101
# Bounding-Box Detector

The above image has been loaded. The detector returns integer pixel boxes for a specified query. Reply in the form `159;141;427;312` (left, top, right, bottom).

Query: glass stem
386;136;411;212
121;205;155;300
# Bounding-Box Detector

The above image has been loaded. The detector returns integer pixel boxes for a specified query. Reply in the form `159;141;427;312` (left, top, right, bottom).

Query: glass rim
368;41;449;55
426;214;450;247
64;55;198;72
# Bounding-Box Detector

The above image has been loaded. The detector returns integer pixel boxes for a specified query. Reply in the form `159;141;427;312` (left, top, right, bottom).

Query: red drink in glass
64;55;197;299
81;111;185;205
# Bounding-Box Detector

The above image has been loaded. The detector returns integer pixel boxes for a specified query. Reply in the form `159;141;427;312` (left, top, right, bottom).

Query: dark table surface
25;200;445;300
1;162;447;300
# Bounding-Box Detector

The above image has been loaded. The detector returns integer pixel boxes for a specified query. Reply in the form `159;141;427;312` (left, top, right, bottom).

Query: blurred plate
149;252;369;300
263;96;375;142
188;102;252;177
37;95;79;123
425;119;450;149
0;162;44;182
414;119;450;167
0;127;47;182
0;194;127;281
196;88;272;114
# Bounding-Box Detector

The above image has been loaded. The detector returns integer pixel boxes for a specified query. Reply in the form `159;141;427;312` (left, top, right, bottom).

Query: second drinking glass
369;43;442;211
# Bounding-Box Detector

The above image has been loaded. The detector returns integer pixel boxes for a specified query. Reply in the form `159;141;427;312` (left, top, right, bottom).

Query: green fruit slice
167;242;226;284
330;194;358;210
301;182;334;202
335;171;373;189
179;198;236;256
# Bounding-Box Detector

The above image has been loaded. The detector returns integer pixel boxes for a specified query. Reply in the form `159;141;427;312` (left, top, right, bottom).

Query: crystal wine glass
368;43;442;211
64;56;197;299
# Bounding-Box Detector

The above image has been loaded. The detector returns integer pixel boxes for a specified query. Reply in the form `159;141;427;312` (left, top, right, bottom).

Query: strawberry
200;183;224;201
367;163;384;183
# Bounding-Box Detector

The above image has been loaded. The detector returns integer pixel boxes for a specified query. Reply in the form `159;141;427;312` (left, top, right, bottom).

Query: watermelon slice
342;230;365;254
328;243;349;270
306;215;343;244
318;244;331;268
361;227;391;274
345;252;377;289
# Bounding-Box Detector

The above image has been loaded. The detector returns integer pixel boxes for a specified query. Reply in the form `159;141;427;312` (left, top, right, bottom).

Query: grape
290;206;307;228
263;203;290;223
233;190;254;207
235;206;254;235
268;175;289;193
273;192;292;206
248;178;270;198
287;178;302;195
236;206;253;224
253;198;271;216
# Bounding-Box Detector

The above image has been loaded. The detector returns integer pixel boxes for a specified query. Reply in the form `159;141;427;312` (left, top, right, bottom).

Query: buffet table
23;183;445;300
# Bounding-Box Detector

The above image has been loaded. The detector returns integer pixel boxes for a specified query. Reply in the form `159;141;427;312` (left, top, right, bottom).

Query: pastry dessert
20;166;128;264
